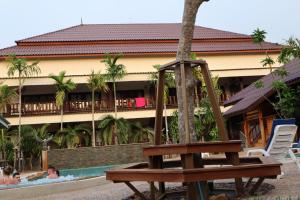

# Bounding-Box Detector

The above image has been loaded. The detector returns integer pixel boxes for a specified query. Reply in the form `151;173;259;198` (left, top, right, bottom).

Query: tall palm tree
101;54;126;119
49;71;76;131
150;65;175;142
0;84;17;161
7;54;40;170
98;115;130;145
87;70;109;147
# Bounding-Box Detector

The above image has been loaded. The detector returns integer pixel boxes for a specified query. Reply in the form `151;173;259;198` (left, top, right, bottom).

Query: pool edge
0;176;107;200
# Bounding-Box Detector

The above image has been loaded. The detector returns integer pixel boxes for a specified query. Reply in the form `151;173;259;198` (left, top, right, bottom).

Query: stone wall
48;143;148;169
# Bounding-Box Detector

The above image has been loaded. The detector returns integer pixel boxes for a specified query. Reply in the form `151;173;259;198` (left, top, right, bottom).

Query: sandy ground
4;163;300;200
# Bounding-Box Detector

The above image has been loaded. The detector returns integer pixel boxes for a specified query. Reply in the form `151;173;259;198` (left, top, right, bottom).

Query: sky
0;0;299;48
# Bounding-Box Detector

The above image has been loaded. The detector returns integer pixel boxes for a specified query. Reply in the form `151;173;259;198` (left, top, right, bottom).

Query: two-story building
0;23;282;132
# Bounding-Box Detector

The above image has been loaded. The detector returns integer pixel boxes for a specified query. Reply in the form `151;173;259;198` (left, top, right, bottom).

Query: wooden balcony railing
5;96;178;117
4;93;229;117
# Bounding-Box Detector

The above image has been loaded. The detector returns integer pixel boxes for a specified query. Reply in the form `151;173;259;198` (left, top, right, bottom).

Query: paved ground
8;163;300;200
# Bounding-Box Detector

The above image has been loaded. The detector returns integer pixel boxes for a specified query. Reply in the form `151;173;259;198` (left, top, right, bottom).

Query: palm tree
0;84;17;114
8;125;40;170
54;124;91;149
49;71;76;131
0;84;17;161
150;65;175;143
98;115;130;145
7;54;40;170
129;122;153;143
101;54;126;119
87;70;109;147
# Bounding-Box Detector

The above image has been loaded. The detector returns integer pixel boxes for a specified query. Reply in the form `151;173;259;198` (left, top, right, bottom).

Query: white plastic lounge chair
247;125;299;169
289;139;300;169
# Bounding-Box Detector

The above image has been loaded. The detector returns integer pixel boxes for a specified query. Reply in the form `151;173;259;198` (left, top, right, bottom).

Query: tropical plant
252;29;300;118
53;124;91;149
0;131;14;165
7;54;40;170
150;64;175;142
98;115;130;145
169;110;179;143
8;125;41;170
102;54;126;144
129;122;153;143
0;84;17;114
87;70;109;147
278;37;300;64
49;71;76;130
0;84;17;160
102;54;126;119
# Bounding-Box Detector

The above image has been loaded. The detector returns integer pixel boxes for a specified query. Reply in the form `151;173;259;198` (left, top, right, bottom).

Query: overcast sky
0;0;299;48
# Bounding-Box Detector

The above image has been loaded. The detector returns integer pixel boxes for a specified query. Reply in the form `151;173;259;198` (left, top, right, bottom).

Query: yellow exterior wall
0;53;279;86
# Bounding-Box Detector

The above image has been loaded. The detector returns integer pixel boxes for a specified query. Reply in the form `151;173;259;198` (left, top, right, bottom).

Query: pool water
59;165;117;177
0;165;116;189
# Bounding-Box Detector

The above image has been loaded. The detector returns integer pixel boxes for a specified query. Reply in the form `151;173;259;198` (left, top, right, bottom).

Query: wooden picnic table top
143;140;242;156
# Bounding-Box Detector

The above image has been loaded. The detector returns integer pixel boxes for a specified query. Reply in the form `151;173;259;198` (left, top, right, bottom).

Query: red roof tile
224;58;300;118
0;23;282;58
0;41;280;57
17;23;251;43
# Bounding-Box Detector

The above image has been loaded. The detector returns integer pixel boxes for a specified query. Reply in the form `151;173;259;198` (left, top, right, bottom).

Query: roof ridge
81;23;181;25
16;24;82;43
195;25;251;38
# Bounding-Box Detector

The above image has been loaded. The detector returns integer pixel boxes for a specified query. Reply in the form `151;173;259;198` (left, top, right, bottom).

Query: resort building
224;58;300;148
0;23;282;132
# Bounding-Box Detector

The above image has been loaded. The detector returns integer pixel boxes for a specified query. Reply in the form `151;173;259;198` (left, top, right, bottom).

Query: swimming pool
60;165;117;178
0;165;117;189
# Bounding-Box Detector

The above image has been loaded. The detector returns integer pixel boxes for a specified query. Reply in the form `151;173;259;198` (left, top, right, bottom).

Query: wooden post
225;152;244;196
258;108;266;146
154;70;165;145
200;63;229;141
180;61;190;143
42;150;48;171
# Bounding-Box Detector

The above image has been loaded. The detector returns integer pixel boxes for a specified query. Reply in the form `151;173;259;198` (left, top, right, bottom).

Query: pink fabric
135;97;146;108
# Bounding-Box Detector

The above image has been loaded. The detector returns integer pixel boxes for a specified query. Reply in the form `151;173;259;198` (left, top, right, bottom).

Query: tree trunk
92;90;96;147
113;81;118;144
60;104;64;131
18;77;22;170
175;0;207;143
1;129;5;161
113;81;117;118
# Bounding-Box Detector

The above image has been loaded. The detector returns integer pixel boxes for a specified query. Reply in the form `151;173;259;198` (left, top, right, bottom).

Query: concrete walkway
3;163;300;200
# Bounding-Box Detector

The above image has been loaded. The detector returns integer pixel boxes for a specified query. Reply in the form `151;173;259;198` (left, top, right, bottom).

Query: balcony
4;92;229;118
4;96;178;117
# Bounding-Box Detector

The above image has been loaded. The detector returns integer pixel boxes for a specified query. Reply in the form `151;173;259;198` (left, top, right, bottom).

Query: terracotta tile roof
223;58;300;118
17;23;251;43
0;41;280;57
0;23;282;58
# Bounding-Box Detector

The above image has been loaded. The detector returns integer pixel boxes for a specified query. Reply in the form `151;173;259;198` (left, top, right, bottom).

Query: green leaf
273;67;288;78
254;80;264;89
261;56;275;67
252;28;267;44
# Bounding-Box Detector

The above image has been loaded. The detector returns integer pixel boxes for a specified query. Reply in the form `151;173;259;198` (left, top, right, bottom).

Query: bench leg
249;177;265;195
225;152;244;196
245;177;253;188
125;181;149;200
